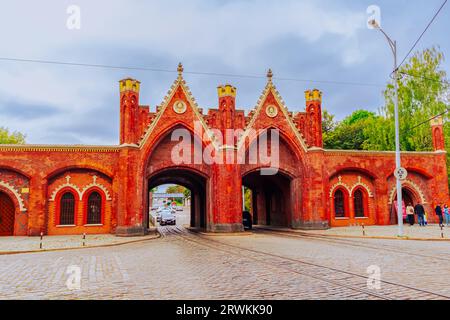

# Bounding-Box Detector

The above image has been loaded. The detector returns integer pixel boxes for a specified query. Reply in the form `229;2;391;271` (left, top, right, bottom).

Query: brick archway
146;167;209;230
242;169;294;228
0;191;15;236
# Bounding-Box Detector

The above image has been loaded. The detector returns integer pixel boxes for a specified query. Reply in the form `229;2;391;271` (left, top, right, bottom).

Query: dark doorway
0;192;15;236
242;170;292;228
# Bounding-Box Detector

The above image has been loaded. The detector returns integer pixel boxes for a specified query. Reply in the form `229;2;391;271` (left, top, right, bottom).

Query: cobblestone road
1;226;450;300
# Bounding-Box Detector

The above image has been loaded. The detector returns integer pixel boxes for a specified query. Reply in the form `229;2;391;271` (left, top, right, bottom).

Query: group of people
404;202;450;227
434;203;450;227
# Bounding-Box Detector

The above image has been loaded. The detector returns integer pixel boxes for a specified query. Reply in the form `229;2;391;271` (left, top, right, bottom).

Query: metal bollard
441;225;444;239
362;224;366;237
82;233;86;247
39;232;43;249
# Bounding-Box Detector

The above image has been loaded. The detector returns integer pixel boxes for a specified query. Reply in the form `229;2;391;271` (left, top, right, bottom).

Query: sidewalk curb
257;227;450;242
0;233;161;256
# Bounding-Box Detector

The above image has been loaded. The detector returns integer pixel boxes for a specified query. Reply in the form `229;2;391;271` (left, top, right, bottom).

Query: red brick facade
0;65;448;236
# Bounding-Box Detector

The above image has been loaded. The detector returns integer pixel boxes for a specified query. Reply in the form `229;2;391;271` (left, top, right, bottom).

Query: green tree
166;185;186;194
323;110;377;150
0;127;26;144
166;185;187;205
244;187;252;212
183;188;191;200
363;46;449;152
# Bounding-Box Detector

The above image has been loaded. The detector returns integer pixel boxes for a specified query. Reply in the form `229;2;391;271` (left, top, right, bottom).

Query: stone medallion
173;100;187;114
265;104;278;118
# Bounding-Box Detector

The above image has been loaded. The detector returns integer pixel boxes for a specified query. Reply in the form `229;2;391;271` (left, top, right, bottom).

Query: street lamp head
369;19;380;29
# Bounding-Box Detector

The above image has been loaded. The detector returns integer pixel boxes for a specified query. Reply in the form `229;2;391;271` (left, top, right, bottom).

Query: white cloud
2;0;444;144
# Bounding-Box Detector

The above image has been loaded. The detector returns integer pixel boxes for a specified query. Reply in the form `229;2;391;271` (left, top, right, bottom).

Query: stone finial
177;62;184;77
267;68;273;81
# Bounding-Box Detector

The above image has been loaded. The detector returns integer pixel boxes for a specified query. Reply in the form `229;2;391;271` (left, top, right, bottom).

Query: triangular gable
138;64;218;149
237;75;309;152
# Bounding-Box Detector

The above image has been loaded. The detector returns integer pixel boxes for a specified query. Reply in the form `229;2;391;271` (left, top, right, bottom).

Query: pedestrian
435;203;444;227
406;203;415;226
444;204;450;227
414;202;426;227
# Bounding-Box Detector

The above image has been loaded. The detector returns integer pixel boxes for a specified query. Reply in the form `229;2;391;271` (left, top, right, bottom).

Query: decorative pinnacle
305;89;322;103
267;68;273;81
430;115;444;127
217;84;237;98
177;62;184;77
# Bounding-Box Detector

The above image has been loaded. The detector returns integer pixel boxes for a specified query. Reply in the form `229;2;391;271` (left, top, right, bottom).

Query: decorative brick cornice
350;176;374;197
388;180;426;204
0;180;27;212
324;149;442;157
49;175;112;202
81;175;112;201
329;176;351;197
0;145;120;153
329;176;374;198
49;176;82;201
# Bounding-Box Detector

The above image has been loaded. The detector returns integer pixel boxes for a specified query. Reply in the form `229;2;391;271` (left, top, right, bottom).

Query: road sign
394;167;408;181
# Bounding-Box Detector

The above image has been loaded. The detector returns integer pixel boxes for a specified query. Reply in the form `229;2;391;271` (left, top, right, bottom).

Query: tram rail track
158;226;450;300
254;227;450;262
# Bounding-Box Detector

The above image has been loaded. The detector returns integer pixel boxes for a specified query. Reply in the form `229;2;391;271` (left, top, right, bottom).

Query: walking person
444;204;450;227
415;202;426;227
406;203;415;226
435;203;444;227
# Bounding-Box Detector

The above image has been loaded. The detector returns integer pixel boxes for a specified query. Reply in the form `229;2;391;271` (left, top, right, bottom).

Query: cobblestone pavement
1;226;450;300
297;224;450;240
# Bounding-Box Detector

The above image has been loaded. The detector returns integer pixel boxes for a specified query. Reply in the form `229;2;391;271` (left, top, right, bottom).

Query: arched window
334;189;346;218
60;192;75;225
354;189;365;218
87;192;102;225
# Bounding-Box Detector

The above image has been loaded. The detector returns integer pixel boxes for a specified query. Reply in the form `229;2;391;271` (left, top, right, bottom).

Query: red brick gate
0;64;448;236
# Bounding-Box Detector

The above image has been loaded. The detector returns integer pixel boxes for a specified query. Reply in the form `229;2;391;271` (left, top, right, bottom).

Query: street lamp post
370;20;404;237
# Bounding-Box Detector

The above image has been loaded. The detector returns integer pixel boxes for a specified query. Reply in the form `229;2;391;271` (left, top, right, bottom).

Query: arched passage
242;169;293;227
147;168;208;230
390;186;422;225
0;191;15;236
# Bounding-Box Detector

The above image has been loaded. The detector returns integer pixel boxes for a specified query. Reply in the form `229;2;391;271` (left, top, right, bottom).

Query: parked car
160;211;176;226
155;212;162;222
242;211;252;230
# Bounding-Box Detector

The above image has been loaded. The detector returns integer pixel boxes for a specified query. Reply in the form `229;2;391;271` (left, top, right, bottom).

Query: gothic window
87;192;102;225
354;189;365;218
334;189;346;218
60;192;75;225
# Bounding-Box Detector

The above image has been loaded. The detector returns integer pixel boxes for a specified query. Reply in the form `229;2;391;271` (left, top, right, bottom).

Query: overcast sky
0;0;448;145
